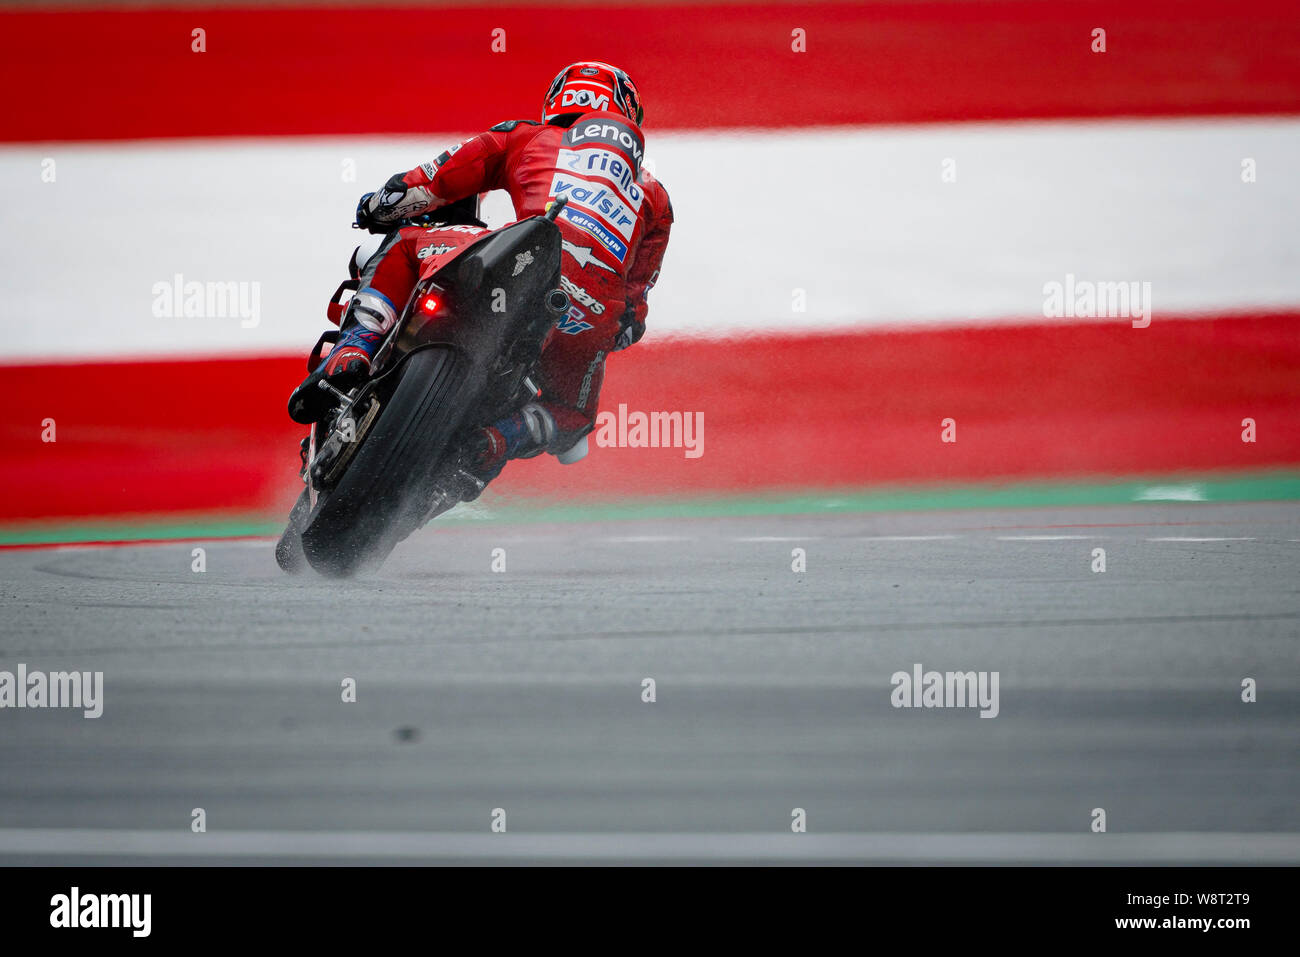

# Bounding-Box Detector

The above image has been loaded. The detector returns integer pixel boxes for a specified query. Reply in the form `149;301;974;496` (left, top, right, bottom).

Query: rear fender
384;216;563;376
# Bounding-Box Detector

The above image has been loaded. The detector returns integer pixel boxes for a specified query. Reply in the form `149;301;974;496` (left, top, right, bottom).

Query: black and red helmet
543;61;644;126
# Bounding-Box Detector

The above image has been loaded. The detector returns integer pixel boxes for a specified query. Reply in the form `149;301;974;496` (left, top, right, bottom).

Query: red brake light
420;296;441;314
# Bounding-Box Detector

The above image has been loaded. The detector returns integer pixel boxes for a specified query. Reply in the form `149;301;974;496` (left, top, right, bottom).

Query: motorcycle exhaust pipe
544;288;571;316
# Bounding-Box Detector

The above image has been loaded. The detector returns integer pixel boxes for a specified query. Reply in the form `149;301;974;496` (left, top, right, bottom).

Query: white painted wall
1;117;1296;360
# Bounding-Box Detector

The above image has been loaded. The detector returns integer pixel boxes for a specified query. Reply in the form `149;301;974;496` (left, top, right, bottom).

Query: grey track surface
1;502;1297;864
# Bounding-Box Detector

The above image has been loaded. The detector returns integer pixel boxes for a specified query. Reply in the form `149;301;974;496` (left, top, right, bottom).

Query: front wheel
299;347;475;577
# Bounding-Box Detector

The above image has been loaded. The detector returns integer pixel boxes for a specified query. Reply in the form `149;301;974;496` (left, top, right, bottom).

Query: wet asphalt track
0;502;1297;864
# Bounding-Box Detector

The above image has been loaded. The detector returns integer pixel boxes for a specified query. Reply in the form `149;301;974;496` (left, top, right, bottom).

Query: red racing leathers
354;112;672;451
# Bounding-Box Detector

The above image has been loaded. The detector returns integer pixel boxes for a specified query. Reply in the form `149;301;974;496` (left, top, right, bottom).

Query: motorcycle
276;198;576;577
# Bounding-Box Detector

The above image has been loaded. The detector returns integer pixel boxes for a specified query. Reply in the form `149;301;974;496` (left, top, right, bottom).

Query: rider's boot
288;291;398;424
461;404;558;498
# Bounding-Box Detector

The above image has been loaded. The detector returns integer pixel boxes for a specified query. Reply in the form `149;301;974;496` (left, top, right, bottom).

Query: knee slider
348;289;398;333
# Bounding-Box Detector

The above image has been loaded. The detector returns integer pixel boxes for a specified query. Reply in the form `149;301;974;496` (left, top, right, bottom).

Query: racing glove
354;173;440;233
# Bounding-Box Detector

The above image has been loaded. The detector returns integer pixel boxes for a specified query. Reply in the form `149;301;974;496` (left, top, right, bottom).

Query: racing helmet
543;61;643;126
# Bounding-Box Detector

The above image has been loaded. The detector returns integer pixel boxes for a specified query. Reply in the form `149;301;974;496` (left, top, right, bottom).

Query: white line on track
0;829;1294;863
13;533;1281;552
1134;485;1206;502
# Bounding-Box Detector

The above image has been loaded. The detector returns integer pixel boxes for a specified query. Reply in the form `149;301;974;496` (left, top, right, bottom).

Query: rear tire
275;488;312;573
300;347;475;577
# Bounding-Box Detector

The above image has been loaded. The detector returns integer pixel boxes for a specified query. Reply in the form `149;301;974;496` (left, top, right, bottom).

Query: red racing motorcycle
276;199;574;577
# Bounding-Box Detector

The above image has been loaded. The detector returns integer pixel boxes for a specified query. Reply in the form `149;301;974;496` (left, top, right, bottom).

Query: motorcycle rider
288;61;673;483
